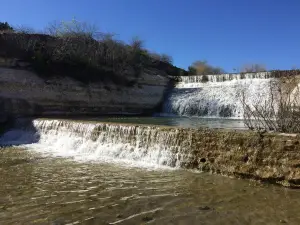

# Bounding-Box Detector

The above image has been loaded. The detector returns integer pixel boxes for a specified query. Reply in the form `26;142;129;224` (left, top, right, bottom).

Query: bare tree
241;63;266;73
129;36;144;50
14;25;37;34
160;54;173;64
240;70;300;133
44;19;101;40
1;19;179;84
189;60;225;75
148;52;173;65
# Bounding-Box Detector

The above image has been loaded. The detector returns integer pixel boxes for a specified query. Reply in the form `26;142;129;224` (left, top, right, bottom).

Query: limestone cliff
0;66;169;119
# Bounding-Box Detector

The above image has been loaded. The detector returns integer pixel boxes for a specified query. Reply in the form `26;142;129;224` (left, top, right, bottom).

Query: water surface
95;116;247;130
1;148;300;225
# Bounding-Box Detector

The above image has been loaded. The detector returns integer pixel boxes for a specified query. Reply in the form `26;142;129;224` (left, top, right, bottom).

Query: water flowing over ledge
1;119;300;187
178;72;273;84
1;119;184;169
162;73;275;118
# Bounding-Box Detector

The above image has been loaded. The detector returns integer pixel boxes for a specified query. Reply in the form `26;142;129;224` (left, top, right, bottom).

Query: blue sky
1;0;300;72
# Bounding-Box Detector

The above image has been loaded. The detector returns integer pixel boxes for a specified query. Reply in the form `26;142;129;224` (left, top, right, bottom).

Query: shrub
188;60;225;75
0;20;186;84
188;66;197;75
241;63;266;73
160;54;173;64
14;25;37;34
240;70;300;133
148;52;173;65
0;22;13;32
45;19;98;39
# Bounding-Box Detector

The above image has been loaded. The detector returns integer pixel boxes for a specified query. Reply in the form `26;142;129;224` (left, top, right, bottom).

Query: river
1;147;300;225
1;118;300;224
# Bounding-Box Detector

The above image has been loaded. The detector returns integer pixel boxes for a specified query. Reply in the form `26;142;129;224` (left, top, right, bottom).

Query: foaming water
1;119;183;169
163;73;275;118
178;72;273;85
1;118;300;224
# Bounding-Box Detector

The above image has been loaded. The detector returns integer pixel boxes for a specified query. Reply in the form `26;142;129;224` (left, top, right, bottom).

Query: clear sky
1;0;300;72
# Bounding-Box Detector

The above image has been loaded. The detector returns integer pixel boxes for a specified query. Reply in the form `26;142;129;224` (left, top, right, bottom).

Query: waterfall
0;119;189;169
177;72;273;86
163;72;275;118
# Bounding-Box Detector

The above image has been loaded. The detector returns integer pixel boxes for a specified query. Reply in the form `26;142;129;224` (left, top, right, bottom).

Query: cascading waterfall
178;72;273;85
0;119;188;168
163;72;275;118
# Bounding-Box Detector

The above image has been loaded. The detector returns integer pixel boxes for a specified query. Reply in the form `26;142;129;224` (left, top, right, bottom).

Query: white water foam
1;119;183;170
163;74;275;118
178;72;273;86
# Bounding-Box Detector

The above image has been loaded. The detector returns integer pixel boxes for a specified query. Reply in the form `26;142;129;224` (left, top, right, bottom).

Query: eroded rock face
0;110;15;135
166;127;300;188
0;112;8;134
0;67;169;117
138;125;300;187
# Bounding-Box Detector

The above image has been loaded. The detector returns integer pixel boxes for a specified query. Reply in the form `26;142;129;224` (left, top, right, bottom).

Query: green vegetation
0;22;13;31
0;20;187;85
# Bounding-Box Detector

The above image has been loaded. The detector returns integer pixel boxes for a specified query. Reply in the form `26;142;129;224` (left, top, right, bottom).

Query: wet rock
198;206;212;211
142;216;153;222
200;158;206;163
50;219;65;225
243;155;249;163
209;157;215;163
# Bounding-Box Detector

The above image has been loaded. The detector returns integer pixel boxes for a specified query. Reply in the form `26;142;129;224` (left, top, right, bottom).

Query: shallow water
94;116;247;130
1;148;300;225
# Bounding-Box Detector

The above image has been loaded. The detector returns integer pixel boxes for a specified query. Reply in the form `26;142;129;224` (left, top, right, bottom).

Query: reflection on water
95;116;247;130
1;148;300;225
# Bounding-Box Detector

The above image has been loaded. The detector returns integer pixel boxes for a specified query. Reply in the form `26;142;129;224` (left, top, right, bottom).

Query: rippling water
1;148;300;225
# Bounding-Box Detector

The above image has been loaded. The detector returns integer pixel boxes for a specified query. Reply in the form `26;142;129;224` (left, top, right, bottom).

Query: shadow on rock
0;117;40;147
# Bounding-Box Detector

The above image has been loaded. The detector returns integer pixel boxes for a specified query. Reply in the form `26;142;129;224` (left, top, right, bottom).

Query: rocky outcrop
0;66;169;117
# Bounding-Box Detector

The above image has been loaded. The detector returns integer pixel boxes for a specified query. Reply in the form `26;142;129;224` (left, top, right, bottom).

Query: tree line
0;20;184;85
187;60;267;75
0;21;272;78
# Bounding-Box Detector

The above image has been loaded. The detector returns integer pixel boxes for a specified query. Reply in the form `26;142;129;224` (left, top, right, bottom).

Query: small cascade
0;119;190;168
163;73;275;118
178;72;273;86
